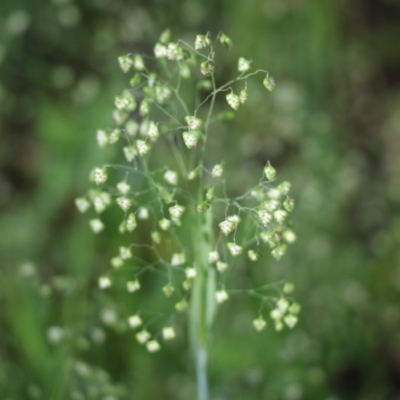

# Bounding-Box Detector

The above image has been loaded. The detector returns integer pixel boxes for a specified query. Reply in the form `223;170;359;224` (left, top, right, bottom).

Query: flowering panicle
77;30;298;358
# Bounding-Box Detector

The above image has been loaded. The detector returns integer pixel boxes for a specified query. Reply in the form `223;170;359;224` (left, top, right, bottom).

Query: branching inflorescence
76;30;299;399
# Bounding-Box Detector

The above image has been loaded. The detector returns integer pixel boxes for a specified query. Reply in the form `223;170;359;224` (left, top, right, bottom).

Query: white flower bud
239;88;248;104
185;116;203;130
113;110;127;126
227;242;243;257
183;131;200;148
89;219;104;233
154;43;168;58
208;251;219;264
98;276;111;289
128;315;142;329
126;120;139;137
93;167;107;185
182;279;192;291
146;340;160;353
159;29;171;43
216;261;228;273
283;314;298;329
200;60;215;76
126;213;137;232
270;308;284;320
228;215;240;223
130;73;141;87
119;246;132;260
259;230;280;247
96;129;108;148
147;72;156;88
211;164;223;177
271;244;287;260
253;317;267;332
93;192;111;213
140;118;150;137
123;146;137;162
289;302;301;315
219;220;234;235
116;197;132;211
283;230;296;243
137;207;149;220
127;279;141;292
118;54;133;73
258;210;273;226
167;43;184;60
226;91;240;110
215;290;229;304
284;197;295;212
175;299;188;312
158;218;171;231
140;98;150;116
238;57;251;72
267;188;281;199
188;168;198;180
162;326;176;340
277;181;291;195
47;326;64;344
185;267;197;279
219;32;233;48
171;253;185;266
195;34;211;50
162;283;175;297
277;298;289;313
136;329;150;344
247;250;258;261
75;197;90;213
111;257;123;268
283;282;295;294
151;231;161;244
109;128;120;144
219;215;240;236
117;181;130;194
119;220;126;234
274;209;288;224
164;170;178;185
155;84;171;103
263;73;275;92
274;320;284;331
136;140;151;156
264;161;276;181
169;204;185;224
133;54;145;71
147;121;159;142
263;200;280;212
114;91;136;112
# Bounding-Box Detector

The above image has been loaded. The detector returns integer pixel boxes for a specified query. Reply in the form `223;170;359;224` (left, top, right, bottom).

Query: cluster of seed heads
76;30;298;352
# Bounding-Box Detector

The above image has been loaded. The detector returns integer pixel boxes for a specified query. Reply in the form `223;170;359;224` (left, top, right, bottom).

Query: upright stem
190;69;218;400
195;346;209;400
190;209;215;400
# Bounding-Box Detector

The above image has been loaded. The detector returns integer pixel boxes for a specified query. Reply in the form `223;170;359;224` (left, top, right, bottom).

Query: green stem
190;209;215;400
190;69;218;400
195;346;209;400
198;72;217;193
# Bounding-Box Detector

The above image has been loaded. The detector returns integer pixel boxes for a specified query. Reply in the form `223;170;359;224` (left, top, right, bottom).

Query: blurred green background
1;0;400;399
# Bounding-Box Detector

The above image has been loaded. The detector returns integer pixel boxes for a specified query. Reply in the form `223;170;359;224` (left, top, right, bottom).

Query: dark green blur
1;0;400;399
